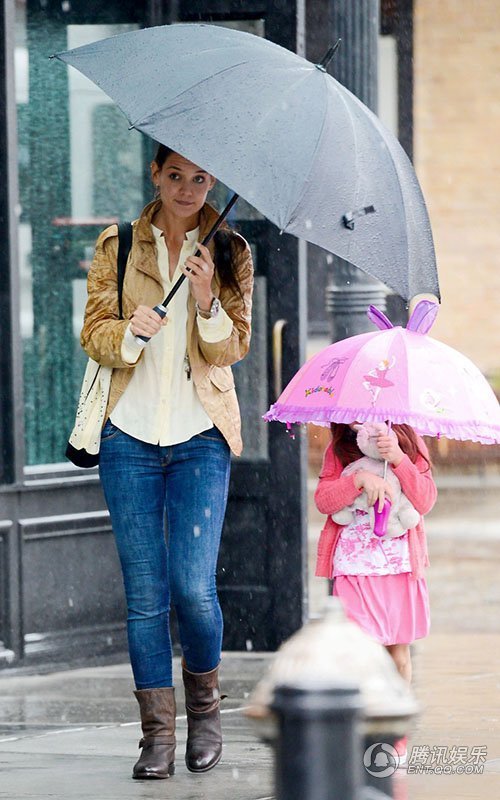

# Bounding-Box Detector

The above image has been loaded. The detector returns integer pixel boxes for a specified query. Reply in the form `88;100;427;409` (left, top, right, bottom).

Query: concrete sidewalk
0;654;275;800
2;634;500;800
1;480;499;799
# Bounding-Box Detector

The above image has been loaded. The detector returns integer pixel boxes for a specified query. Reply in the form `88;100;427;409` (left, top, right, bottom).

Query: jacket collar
130;199;224;287
134;199;223;246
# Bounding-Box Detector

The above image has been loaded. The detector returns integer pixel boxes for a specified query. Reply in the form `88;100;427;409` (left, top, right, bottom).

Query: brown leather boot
133;687;176;779
182;662;223;772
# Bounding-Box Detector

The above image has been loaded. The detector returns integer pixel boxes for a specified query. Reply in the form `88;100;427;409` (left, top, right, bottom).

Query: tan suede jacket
80;199;254;456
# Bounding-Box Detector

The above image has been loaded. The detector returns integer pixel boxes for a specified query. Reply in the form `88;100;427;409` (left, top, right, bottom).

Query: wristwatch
196;297;220;319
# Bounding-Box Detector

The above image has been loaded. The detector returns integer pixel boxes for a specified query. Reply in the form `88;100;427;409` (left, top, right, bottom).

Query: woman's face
151;152;215;220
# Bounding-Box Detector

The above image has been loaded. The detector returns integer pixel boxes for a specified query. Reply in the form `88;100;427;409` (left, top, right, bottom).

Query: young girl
315;422;437;761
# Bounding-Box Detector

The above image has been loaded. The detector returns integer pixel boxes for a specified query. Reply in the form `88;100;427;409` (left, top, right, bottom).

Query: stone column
326;0;389;340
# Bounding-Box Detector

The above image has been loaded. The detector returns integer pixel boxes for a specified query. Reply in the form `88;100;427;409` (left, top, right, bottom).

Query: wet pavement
0;655;275;800
0;476;499;799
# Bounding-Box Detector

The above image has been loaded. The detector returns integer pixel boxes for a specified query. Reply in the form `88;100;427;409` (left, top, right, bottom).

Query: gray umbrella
54;23;439;301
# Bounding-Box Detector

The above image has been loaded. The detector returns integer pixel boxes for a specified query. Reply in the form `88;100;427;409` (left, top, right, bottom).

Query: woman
81;145;253;780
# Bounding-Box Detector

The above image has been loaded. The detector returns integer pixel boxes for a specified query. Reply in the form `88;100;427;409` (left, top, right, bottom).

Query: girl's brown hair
330;422;432;471
153;144;244;298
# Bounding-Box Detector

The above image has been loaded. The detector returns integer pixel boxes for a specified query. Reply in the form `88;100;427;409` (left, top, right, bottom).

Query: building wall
414;0;500;379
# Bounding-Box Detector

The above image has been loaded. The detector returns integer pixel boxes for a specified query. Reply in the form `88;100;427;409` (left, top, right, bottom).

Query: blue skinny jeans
99;421;231;689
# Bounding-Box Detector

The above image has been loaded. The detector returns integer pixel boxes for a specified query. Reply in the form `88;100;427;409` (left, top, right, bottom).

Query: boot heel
168;762;175;776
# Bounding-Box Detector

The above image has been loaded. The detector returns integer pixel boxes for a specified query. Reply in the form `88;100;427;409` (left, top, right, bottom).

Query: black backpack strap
117;222;133;320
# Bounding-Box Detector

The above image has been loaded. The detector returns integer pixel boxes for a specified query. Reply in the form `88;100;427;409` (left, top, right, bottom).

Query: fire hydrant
245;597;418;799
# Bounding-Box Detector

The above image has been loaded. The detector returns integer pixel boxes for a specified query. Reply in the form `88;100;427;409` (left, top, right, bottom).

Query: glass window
14;8;269;465
14;4;144;465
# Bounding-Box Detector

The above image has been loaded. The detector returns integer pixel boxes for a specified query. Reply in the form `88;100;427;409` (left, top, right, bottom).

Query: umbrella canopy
53;23;439;301
264;301;500;445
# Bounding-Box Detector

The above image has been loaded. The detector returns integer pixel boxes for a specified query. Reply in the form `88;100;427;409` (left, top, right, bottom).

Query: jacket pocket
208;365;235;392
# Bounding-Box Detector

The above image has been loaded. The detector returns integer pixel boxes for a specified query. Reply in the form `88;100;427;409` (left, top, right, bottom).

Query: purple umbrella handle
373;497;392;537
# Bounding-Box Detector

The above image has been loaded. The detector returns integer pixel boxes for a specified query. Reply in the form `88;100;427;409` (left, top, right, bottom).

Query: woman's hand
353;470;394;511
181;242;215;310
377;433;404;466
129;305;167;338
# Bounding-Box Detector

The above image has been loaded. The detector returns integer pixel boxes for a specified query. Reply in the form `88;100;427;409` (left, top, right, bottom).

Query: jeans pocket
101;419;121;441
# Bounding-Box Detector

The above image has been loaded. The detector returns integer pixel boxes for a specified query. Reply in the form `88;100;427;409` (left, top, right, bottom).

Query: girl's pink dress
315;440;436;645
332;509;430;645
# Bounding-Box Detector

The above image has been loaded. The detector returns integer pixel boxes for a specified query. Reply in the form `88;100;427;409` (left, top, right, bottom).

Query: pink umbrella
264;300;500;445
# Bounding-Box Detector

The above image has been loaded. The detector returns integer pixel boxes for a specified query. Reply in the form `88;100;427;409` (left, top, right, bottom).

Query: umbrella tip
316;39;341;72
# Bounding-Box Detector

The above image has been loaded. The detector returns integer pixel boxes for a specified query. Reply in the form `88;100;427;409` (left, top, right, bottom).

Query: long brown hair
330;422;432;471
153;144;244;298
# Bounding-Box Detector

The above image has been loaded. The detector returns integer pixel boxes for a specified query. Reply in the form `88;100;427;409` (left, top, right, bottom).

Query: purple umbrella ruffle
263;403;500;445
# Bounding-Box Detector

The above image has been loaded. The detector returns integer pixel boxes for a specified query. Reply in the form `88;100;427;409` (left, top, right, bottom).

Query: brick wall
414;0;500;379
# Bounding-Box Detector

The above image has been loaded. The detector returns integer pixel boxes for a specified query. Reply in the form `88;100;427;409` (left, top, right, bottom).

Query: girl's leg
166;428;231;673
385;643;412;683
99;424;173;688
386;643;412;765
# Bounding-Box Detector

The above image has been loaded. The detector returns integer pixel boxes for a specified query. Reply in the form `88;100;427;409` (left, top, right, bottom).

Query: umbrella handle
134;193;239;345
373;497;391;538
374;421;392;537
382;420;392;482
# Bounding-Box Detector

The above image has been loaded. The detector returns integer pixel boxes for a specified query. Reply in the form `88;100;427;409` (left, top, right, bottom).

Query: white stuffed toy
332;422;420;538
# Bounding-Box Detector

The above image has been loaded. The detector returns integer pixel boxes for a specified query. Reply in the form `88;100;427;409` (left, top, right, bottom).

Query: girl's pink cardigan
314;438;437;581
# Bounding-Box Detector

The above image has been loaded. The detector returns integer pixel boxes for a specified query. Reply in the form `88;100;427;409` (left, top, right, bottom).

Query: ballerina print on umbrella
362;357;396;406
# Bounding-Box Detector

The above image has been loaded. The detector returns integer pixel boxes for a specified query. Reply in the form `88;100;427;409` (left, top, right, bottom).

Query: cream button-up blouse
110;223;233;446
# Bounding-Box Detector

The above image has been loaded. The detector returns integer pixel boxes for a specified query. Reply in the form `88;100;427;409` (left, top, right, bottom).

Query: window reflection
15;9;269;465
15;10;142;465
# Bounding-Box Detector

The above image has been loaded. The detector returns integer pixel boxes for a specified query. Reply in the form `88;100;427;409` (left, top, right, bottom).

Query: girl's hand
354;470;394;511
377;433;404;466
129;305;168;338
181;242;215;310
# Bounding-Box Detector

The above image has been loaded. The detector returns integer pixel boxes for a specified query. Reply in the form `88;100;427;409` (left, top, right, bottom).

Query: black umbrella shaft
136;192;239;344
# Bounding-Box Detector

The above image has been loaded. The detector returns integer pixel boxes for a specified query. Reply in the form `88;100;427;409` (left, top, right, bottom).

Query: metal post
0;0;24;484
362;734;398;798
271;683;363;800
247;599;415;799
326;284;388;341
